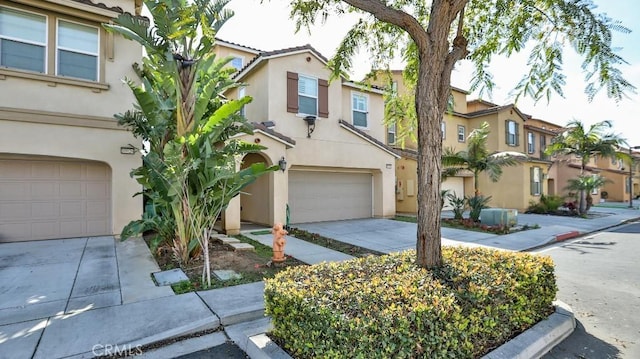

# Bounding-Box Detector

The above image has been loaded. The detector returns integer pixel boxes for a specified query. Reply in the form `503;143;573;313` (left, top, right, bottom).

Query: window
441;121;446;139
352;93;368;128
0;7;46;73
530;167;541;195
238;86;246;117
527;132;535;154
0;6;102;84
286;72;328;117
457;125;465;142
57;20;98;81
540;135;547;159
230;56;243;70
591;175;599;195
626;176;631;193
506;120;519;146
387;122;396;145
391;81;398;95
298;75;318;116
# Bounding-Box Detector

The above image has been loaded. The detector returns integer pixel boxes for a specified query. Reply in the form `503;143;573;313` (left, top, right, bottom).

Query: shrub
265;248;556;359
447;193;466;219
466;195;491;222
527;194;564;214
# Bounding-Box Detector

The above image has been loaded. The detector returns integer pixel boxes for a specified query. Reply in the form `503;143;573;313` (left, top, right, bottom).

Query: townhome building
213;41;398;234
372;70;572;212
0;0;142;242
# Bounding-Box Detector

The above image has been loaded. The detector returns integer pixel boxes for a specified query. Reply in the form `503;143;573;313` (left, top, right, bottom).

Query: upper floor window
0;6;101;83
506;120;519;146
391;81;398;95
57;20;98;81
540;135;547;158
527;132;535;154
457;125;465;142
0;7;46;73
441;121;446;139
352;92;368;128
286;71;328;118
387;122;396;145
298;75;318;116
230;56;243;70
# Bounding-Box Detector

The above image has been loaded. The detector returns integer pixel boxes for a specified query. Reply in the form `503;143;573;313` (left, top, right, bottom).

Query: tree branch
341;0;429;52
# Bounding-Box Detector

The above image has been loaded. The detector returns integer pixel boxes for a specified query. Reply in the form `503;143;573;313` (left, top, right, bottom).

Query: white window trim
441;121;446;139
532;167;541;196
388;122;396;145
229;53;244;70
527;132;535;153
507;120;517;146
238;86;246;117
297;74;318;117
0;5;48;73
55;18;100;81
351;91;369;129
457;125;465;142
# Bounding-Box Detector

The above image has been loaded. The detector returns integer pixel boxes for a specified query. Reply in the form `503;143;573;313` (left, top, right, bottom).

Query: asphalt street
537;221;640;358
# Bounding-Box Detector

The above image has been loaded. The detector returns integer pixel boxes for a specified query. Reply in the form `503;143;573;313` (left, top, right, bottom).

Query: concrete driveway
0;236;173;358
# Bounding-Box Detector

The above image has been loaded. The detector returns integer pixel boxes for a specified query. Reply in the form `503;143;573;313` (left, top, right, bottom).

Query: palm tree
545;120;627;214
442;121;526;196
564;175;611;213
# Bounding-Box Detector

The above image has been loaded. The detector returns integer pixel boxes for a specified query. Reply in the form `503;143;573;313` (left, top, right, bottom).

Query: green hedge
264;247;556;358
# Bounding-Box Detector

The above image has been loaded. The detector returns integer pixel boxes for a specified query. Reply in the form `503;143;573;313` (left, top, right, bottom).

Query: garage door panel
60;182;84;197
289;171;372;224
442;177;465;210
0;158;111;241
1;182;28;199
60;163;83;179
32;202;59;218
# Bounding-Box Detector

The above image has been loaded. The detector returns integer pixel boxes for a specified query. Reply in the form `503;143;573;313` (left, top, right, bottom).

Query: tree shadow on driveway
543;319;622;359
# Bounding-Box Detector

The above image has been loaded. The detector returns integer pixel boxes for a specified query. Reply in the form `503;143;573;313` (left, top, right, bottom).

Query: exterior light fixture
278;156;287;172
120;144;137;155
303;115;316;138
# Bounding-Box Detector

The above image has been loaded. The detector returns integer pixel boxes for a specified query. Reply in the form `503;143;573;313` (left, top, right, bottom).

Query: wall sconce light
120;144;137;155
303;115;316;138
278;156;287;172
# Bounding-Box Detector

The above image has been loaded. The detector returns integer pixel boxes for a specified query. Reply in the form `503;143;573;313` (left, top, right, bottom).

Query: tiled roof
392;147;418;160
524;124;560;136
71;0;125;14
234;44;329;80
215;38;263;53
338;120;400;158
251;122;296;147
465;104;531;121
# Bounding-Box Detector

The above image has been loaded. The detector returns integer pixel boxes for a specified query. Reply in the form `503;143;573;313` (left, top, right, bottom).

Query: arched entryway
240;153;272;226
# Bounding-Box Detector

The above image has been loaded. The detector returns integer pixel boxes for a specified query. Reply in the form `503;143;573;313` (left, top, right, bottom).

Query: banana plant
107;0;277;265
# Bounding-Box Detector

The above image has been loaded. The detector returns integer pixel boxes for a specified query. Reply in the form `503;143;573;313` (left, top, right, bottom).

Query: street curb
482;301;575;359
228;302;574;359
554;231;581;242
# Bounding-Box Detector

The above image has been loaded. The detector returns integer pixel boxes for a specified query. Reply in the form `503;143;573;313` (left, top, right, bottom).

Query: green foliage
564;174;611;213
440;189;451;210
466;195;492;222
265;247;556;358
526;194;565;214
442;122;525;195
447;192;466;220
107;0;277;267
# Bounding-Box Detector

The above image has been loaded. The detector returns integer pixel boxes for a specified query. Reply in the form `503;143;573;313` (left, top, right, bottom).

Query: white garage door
0;157;111;242
442;177;465;210
289;171;372;224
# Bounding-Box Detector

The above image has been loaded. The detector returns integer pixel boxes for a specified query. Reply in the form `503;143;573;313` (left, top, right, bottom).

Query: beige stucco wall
0;120;141;235
0;0;143;236
223;133;288;235
222;50;396;232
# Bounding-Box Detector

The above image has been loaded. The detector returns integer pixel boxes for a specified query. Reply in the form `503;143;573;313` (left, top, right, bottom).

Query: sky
216;0;640;147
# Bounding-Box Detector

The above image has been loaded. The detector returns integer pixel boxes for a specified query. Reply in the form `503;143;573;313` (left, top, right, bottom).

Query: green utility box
480;208;518;227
